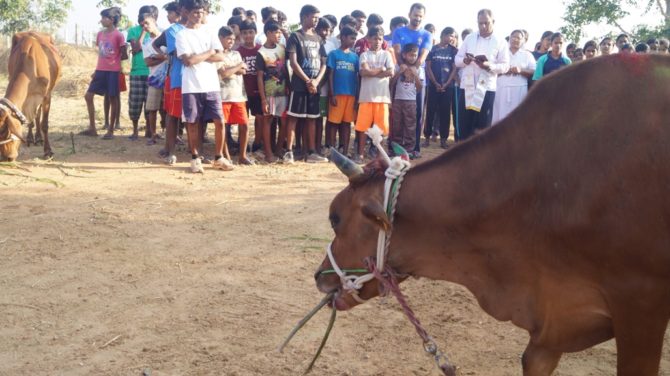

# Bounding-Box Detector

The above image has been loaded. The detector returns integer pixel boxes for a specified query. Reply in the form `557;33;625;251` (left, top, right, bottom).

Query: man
454;9;509;141
391;3;432;158
615;33;630;52
351;10;366;36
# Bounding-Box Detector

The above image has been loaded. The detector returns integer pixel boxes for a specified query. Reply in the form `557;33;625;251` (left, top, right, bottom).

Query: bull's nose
314;269;323;281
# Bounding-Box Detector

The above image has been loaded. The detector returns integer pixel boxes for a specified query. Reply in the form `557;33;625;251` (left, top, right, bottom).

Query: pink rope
366;257;456;376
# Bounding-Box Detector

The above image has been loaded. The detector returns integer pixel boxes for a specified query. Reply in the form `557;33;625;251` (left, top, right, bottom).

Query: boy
256;21;288;163
424;27;458;149
285;4;328;164
127;5;157;140
326;26;358;157
83;7;127;139
140;12;167;146
353;13;387;55
175;0;231;173
354;26;394;164
390;43;422;155
218;26;250;166
315;17;333;156
237;19;262;160
153;3;186;165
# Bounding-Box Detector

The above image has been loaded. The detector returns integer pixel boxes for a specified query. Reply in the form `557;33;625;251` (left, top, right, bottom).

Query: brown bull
315;54;670;375
0;31;62;161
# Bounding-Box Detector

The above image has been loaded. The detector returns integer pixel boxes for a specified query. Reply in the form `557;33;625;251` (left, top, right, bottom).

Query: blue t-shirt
426;44;458;87
327;49;359;96
392;26;432;67
166;23;185;89
533;52;571;81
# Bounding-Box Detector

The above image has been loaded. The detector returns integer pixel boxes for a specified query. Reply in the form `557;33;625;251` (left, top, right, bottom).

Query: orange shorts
328;95;356;124
222;102;249;125
163;75;182;118
119;72;127;92
354;102;389;134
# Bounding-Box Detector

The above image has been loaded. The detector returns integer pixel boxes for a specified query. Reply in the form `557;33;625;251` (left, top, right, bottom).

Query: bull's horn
329;147;364;179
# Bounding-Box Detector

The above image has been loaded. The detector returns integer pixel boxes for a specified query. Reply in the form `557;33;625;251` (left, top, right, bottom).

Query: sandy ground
1;49;669;376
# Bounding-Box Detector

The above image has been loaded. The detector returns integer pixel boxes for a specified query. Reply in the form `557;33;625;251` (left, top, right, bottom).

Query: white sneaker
282;151;295;165
213;157;234;171
305;152;328;163
165;154;177;165
190;158;204;173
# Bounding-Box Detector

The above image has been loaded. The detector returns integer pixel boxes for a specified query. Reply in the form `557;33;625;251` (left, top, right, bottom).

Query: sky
60;0;657;46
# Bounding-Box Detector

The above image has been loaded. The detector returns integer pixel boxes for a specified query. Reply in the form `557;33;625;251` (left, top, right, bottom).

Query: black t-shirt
286;29;326;92
427;44;458;87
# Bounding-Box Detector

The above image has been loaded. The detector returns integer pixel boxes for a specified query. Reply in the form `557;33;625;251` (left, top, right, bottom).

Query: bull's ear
361;200;391;232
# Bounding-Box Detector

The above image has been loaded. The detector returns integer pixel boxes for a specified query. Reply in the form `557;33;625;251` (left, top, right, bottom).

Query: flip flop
102;133;114;140
128;134;139;141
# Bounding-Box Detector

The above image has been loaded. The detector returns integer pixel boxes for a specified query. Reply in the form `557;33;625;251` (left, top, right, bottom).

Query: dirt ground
1;45;669;376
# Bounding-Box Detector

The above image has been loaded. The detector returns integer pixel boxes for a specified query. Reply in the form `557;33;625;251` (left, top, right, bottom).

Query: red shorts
163;76;182;118
222;102;249;125
119;72;127;92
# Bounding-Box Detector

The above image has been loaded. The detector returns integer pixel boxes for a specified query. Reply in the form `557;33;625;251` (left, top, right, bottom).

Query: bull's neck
389;126;534;287
4;73;31;110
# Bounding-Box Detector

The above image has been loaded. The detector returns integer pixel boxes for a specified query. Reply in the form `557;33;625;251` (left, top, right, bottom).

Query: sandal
238;157;255;166
128;134;139;141
102;133;114;140
79;129;98;137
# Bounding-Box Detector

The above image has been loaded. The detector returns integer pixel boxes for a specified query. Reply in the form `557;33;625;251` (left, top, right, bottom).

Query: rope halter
325;125;411;303
0;98;27;146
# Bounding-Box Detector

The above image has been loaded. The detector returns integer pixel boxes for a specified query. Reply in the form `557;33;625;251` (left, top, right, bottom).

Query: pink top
96;29;125;71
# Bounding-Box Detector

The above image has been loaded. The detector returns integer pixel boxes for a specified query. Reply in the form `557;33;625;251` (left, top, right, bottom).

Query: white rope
326;125;411;302
0;133;20;145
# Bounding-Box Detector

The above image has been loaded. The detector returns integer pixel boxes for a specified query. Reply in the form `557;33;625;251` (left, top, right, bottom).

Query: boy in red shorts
218;26;250;165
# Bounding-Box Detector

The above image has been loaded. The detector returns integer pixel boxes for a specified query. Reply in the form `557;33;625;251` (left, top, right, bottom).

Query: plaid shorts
128;75;148;121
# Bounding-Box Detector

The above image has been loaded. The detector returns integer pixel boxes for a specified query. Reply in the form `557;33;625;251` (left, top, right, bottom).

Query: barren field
0;45;668;376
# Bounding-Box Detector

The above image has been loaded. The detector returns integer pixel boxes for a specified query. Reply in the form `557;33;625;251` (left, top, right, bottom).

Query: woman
533;32;571;81
492;30;536;125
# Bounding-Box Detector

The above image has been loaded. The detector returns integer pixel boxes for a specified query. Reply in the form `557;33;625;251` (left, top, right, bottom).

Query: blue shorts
181;92;224;124
87;70;120;97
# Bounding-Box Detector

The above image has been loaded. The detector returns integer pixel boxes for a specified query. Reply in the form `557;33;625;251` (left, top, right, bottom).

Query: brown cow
0;31;62;161
315;54;670;375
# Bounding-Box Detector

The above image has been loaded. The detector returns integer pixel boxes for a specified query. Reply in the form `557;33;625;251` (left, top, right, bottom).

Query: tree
0;0;72;35
561;0;669;42
96;0;126;7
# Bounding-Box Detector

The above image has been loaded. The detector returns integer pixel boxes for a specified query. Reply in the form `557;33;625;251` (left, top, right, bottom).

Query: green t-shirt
126;25;150;76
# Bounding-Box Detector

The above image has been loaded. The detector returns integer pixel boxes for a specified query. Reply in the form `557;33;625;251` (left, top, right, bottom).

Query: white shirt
394;65;418;100
142;36;166;76
455;31;510;92
175;27;223;94
359;49;394;104
217;50;247;102
497;48;536;88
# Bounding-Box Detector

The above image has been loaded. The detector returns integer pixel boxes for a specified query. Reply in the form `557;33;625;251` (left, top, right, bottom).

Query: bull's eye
329;213;340;229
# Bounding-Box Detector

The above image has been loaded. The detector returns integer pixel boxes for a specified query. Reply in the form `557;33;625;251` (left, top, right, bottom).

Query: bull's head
315;149;394;310
0;105;23;161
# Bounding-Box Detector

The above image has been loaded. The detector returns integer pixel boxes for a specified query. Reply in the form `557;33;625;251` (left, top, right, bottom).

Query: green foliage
96;0;126;7
561;0;669;43
0;0;72;34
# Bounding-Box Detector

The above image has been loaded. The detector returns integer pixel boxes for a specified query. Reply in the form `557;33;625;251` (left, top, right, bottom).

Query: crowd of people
82;1;670;173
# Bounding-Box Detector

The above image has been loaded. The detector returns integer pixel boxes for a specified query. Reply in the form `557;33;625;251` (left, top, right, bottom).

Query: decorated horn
329;147;364;179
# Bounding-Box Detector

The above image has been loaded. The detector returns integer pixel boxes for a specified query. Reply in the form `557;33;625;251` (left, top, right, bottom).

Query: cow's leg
40;98;53;159
613;314;667;376
27;120;35;146
521;342;561;376
34;107;43;145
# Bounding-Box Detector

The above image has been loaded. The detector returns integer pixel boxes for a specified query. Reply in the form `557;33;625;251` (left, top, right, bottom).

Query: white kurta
492;48;536;125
